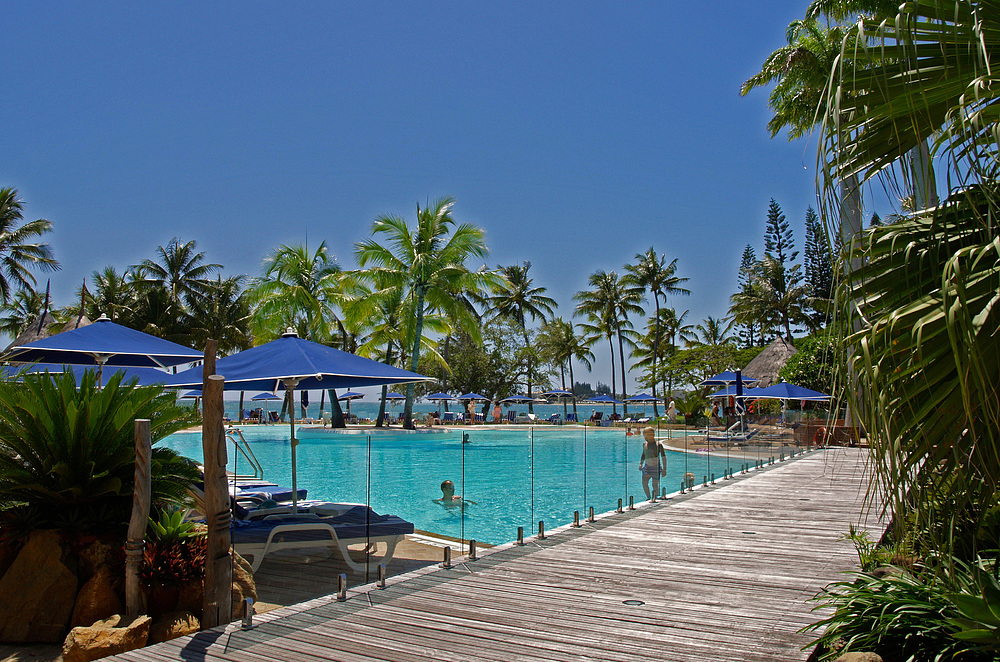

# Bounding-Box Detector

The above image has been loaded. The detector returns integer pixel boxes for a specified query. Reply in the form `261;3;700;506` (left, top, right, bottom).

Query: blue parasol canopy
337;391;365;401
540;389;574;398
581;394;623;404
384;392;407;400
425;392;453;401
624;393;659;403
456;392;490;401
4;315;202;370
499;395;535;403
700;371;760;386
745;381;830;401
180;390;202;399
162;332;428;392
2;363;172;387
251;392;282;401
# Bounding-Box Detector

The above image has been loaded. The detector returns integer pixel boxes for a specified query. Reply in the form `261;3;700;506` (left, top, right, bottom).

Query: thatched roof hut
742;336;798;387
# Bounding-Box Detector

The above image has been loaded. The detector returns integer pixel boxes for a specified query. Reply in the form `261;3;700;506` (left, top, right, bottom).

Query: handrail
226;427;264;480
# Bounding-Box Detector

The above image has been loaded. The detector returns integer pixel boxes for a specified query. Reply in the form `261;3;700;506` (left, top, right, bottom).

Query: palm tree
187;275;252;355
574;270;643;412
819;0;1000;561
485;261;557;411
0;188;60;304
694;316;734;347
86;266;136;323
247;242;349;425
538;317;594;418
624;249;689;416
132;237;221;309
0;288;46;338
356;197;498;429
730;257;809;341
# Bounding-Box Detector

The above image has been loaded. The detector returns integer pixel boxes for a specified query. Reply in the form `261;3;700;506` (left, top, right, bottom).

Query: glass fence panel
462;426;533;546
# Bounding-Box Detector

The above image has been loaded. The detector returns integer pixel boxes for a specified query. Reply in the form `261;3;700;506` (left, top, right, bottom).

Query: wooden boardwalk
115;447;881;662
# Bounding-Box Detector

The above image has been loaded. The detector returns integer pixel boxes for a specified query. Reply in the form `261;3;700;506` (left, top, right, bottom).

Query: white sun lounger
233;505;414;573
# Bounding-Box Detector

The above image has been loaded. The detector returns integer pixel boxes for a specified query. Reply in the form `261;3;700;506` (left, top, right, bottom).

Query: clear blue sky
2;2;856;391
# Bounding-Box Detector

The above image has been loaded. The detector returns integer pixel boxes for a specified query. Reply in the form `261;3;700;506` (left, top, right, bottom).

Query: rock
176;578;203;618
62;614;150;662
833;653;883;662
149;610;199;644
78;540;118;575
0;530;78;642
71;566;123;628
0;540;21;580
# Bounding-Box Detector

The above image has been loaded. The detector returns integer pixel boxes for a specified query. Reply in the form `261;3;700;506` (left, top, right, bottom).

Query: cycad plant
0;370;198;535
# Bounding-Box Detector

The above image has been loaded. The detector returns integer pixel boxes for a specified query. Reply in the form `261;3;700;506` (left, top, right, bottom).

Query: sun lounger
504;410;516;423
474;412;484;423
636;417;650;424
565;413;578;423
232;481;307;504
441;411;455;423
706;428;761;443
546;413;561;425
233;505;414;573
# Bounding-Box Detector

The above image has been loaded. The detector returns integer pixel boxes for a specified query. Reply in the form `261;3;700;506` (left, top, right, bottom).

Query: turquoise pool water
162;426;730;544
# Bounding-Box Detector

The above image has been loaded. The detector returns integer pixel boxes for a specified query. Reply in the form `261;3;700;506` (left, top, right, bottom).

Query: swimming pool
162;426;732;544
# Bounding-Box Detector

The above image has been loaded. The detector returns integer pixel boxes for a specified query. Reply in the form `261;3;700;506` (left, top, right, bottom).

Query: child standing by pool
639;427;667;502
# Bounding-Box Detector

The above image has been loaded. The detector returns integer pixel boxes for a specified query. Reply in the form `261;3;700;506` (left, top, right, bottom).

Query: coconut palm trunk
403;287;426;429
617;326;628;415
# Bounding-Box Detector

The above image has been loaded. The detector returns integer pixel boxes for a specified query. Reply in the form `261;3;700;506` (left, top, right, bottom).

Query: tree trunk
569;361;578;417
617;326;628;415
238;391;245;423
376;384;388;427
329;390;345;428
279;391;290;422
524;328;534;414
201;370;232;629
650;293;661;417
607;334;617;414
125;420;151;619
403;287;426;429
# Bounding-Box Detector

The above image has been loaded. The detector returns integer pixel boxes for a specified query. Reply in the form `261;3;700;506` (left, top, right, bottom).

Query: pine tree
869;212;882;228
763;198;798;269
734;244;762;347
803;206;832;328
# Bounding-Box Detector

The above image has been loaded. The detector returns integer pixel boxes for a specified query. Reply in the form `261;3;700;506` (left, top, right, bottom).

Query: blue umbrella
625;392;659;415
162;329;430;508
2;363;171;387
250;392;282;422
337;390;365;416
4;315;202;386
456;392;489;401
499;395;534;403
384;392;407;400
180;390;202;398
581;394;623;404
424;391;453;415
700;371;760;387
540;389;574;398
747;381;830;401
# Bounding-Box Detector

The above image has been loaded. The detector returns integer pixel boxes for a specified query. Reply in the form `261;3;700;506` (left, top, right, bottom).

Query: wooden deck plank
112;449;880;662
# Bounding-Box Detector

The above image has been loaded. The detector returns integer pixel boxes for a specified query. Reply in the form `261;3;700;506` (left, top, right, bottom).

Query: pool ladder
226;427;264;480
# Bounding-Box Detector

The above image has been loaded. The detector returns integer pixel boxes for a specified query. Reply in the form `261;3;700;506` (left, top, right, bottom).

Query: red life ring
813;427;828;446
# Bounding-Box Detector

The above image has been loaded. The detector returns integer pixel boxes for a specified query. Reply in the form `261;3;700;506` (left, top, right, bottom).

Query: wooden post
125;419;152;619
202;340;232;628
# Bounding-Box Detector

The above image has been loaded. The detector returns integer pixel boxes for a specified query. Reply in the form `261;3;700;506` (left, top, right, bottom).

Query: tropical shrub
0;369;199;535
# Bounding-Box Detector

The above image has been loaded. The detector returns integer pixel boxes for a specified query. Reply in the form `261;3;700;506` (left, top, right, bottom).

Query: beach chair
442;411;455;423
232;504;415;573
565;413;578;423
474;412;484;423
505;410;516;424
268;411;279;423
636;417;650;424
546;413;561;425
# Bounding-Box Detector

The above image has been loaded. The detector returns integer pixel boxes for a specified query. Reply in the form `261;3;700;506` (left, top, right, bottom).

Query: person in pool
433;480;477;508
638;427;667;502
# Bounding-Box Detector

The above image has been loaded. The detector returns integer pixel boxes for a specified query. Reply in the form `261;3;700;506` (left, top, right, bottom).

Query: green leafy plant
0;369;199;535
948;560;1000;653
139;535;207;587
147;508;201;542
